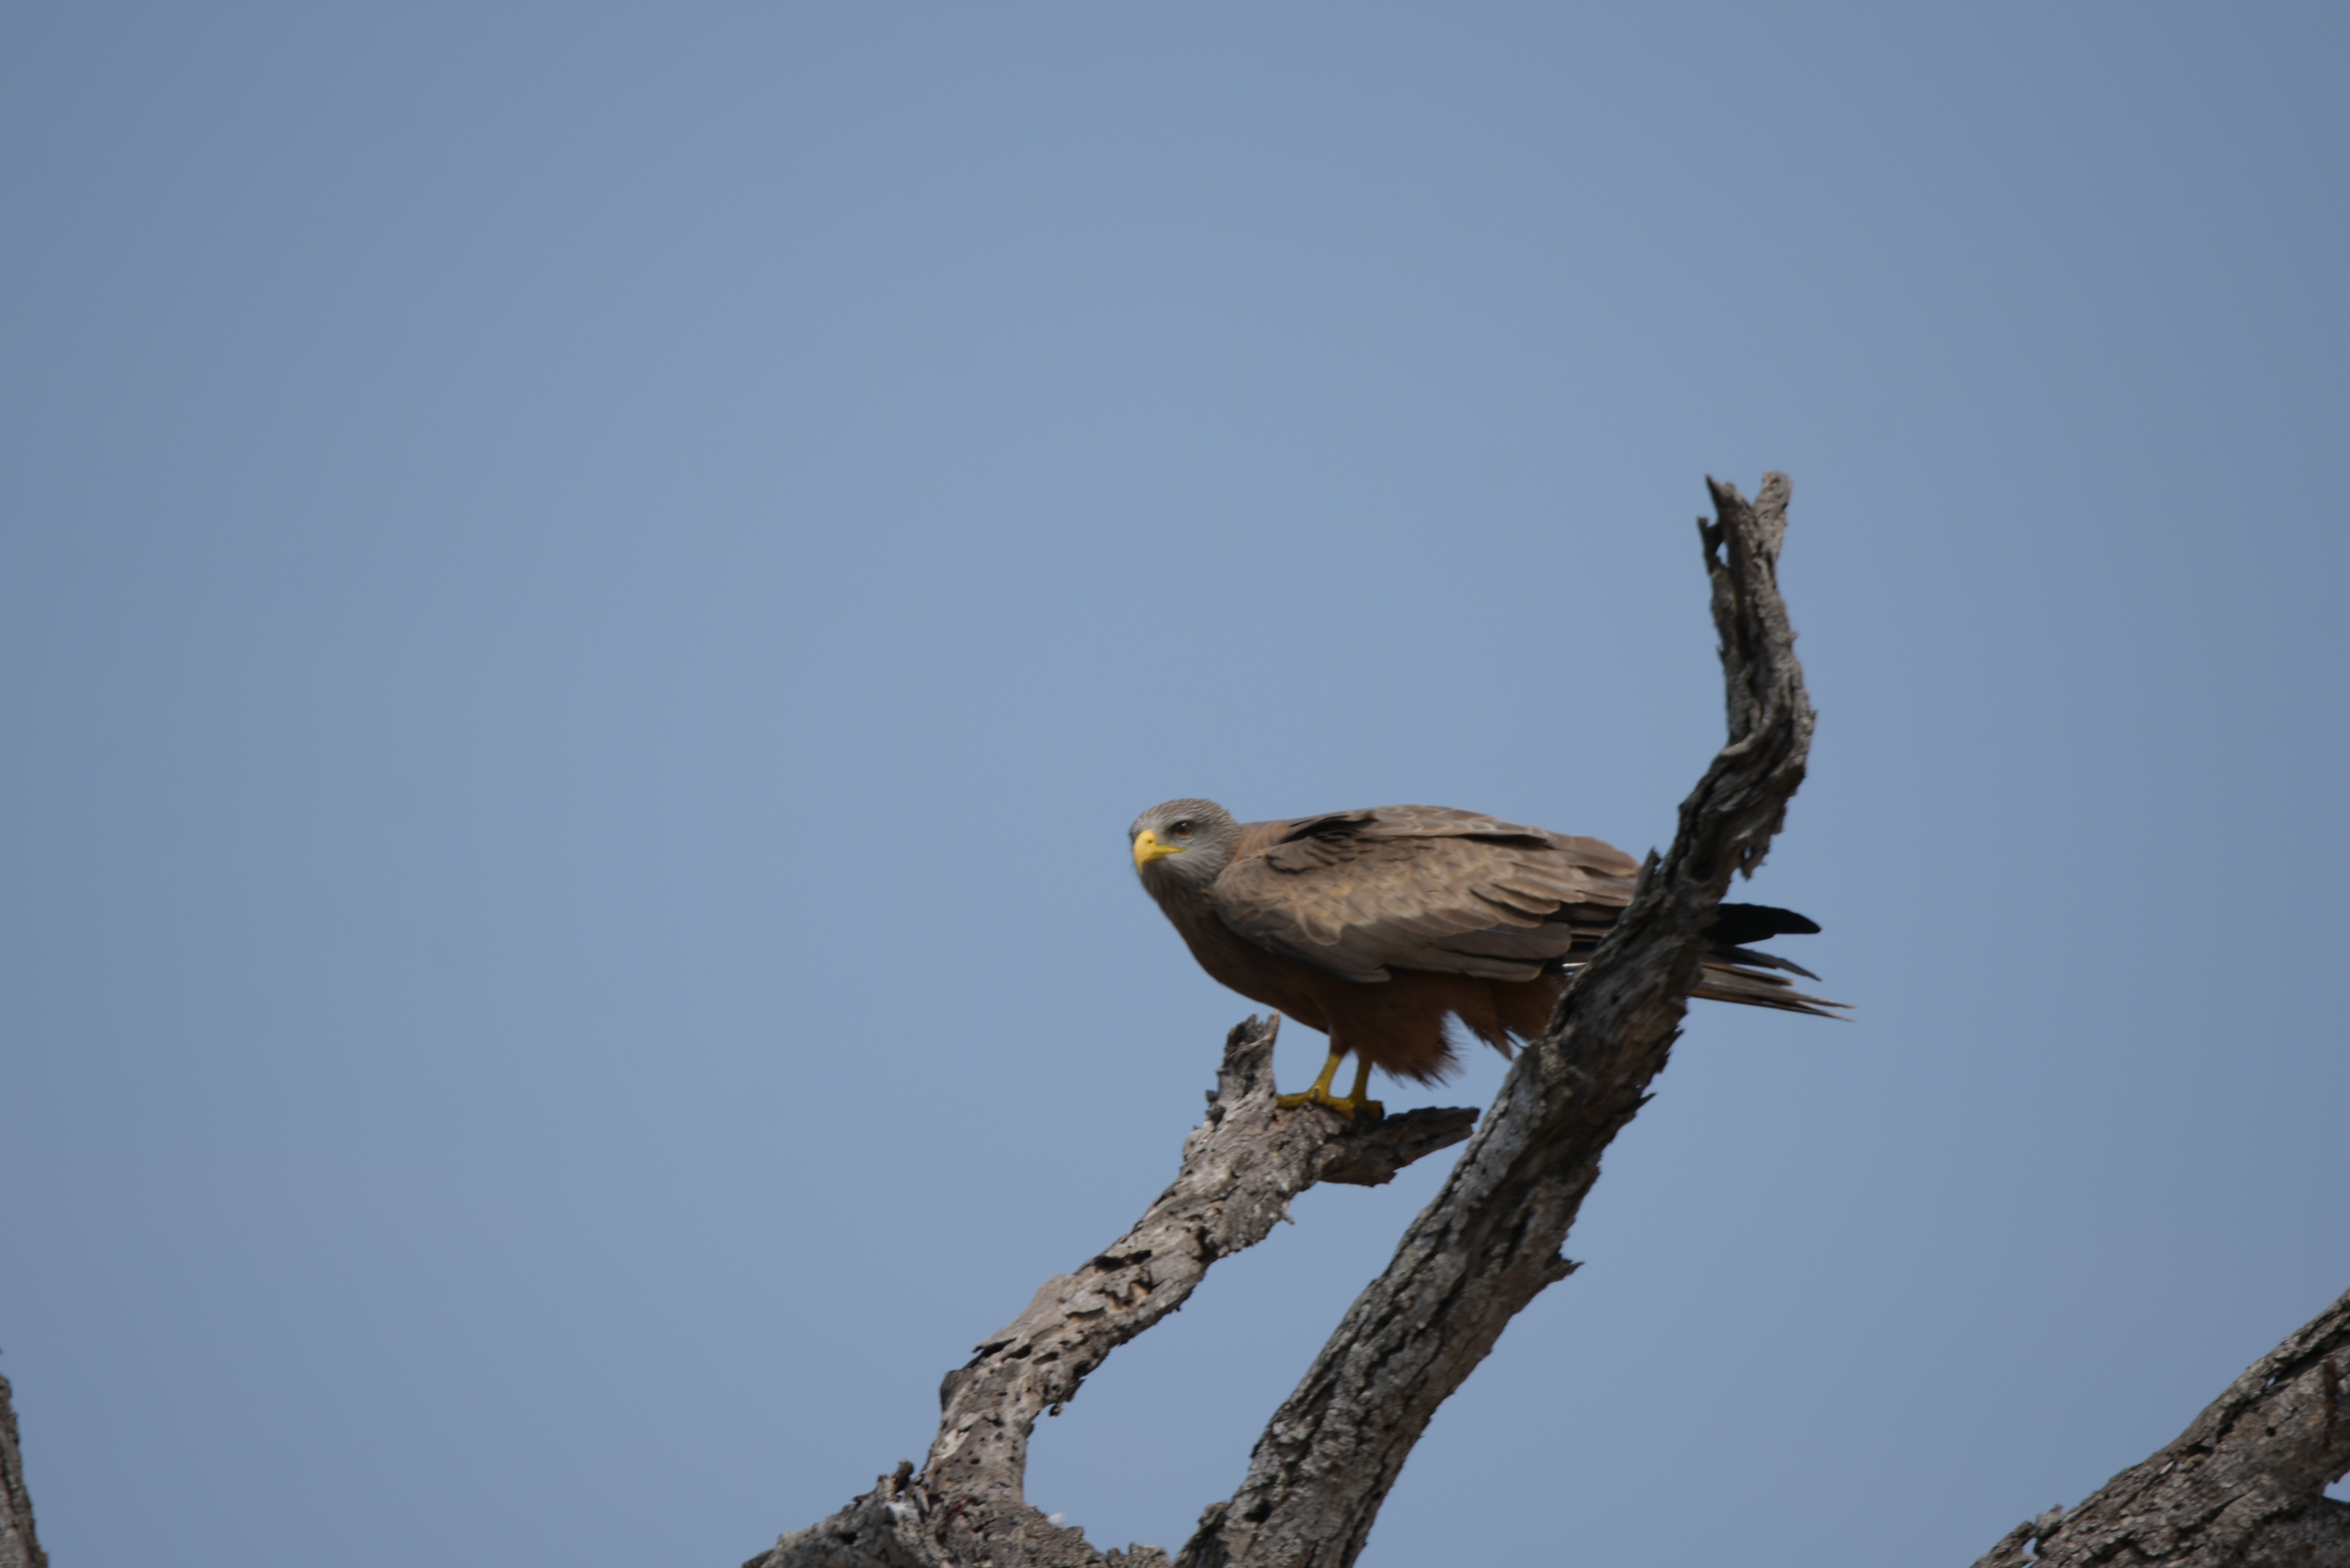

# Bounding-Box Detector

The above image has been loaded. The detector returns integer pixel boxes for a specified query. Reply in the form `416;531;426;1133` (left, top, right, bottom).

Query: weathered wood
1171;473;1816;1568
0;1375;48;1568
752;1017;1479;1568
1970;1287;2350;1568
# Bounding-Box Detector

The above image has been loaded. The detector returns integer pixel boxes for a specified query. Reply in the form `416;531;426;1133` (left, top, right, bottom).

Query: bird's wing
1209;806;1641;982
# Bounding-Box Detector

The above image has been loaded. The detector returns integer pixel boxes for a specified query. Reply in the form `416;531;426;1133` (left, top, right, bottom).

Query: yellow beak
1133;829;1183;868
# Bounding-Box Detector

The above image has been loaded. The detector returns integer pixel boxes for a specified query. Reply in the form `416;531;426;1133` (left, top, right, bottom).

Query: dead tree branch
1971;1287;2350;1568
753;1019;1478;1568
0;1375;48;1568
748;473;1817;1568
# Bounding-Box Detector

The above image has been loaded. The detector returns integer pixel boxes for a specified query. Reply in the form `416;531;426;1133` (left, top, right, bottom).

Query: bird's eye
1171;821;1193;835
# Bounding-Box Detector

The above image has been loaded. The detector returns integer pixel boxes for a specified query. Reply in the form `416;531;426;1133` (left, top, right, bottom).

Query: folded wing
1209;806;1642;983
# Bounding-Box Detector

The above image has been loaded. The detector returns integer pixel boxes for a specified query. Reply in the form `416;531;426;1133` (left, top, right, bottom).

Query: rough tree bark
0;1375;48;1568
1970;1287;2350;1568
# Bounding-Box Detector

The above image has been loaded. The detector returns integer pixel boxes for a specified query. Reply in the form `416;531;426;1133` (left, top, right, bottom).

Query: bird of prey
1130;798;1838;1119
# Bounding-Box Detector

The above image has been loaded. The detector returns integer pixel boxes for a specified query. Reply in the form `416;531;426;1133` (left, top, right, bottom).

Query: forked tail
1692;902;1847;1018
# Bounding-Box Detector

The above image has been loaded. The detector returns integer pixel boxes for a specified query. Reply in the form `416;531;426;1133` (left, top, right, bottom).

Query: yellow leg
1277;1047;1384;1122
1277;1046;1343;1110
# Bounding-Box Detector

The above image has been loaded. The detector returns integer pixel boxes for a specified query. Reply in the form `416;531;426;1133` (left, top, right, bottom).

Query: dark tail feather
1695;903;1845;1017
1710;901;1819;944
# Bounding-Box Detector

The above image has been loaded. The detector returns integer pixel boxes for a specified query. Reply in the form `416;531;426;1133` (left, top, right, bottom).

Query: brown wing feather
1209;806;1641;983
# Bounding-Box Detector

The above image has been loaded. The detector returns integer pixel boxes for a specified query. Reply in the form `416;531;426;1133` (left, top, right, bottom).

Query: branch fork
755;1016;1477;1568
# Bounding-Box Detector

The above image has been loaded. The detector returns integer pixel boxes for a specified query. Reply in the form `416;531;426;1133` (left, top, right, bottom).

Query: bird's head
1129;798;1239;889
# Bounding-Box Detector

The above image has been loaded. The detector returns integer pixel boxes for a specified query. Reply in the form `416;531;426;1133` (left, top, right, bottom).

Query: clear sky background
4;5;2345;1565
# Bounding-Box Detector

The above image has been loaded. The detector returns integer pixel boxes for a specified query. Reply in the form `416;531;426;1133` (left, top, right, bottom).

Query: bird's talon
1276;1087;1382;1122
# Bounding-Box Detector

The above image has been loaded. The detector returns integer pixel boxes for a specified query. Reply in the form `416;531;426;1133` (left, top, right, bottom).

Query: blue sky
3;5;2345;1564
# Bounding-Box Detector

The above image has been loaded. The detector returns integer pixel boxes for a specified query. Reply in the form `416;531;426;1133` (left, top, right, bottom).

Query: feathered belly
1167;905;1566;1083
1172;915;1339;1031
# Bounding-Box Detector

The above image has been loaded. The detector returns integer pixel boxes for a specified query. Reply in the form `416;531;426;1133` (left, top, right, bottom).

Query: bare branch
0;1375;48;1568
752;1017;1478;1568
1175;473;1815;1568
1970;1287;2350;1568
